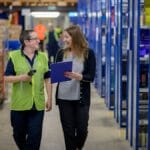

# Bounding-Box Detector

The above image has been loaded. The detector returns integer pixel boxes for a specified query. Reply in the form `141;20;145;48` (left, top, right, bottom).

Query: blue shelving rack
90;0;97;51
132;0;140;149
90;0;98;88
78;0;87;34
110;2;115;110
132;0;150;149
94;0;102;94
120;0;129;127
105;0;112;109
101;0;107;98
126;0;134;145
94;0;106;97
114;0;119;122
148;53;150;150
114;0;129;127
78;0;100;90
68;12;78;25
78;0;107;99
114;0;123;126
103;0;115;110
85;0;92;48
126;0;150;149
77;1;150;150
109;0;115;110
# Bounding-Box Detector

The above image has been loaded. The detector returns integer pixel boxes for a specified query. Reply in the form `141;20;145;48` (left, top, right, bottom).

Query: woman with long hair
55;25;96;150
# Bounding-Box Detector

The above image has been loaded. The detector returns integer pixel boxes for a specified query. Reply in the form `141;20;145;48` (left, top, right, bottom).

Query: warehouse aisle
0;85;131;150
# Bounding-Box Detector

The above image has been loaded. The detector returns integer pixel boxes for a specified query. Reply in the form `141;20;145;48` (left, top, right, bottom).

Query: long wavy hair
63;25;88;60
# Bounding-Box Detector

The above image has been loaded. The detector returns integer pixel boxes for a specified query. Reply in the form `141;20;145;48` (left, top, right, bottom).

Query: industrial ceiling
0;0;77;7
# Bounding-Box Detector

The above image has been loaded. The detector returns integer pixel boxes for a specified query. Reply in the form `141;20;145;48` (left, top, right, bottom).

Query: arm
4;75;31;83
44;78;52;111
81;49;96;82
65;49;96;82
4;58;31;83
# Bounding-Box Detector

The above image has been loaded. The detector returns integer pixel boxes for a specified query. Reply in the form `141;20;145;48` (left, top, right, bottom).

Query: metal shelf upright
120;0;129;127
105;0;112;109
109;2;115;110
94;0;102;94
114;0;123;126
104;0;116;110
148;53;150;150
100;0;107;98
126;0;134;145
78;0;87;34
132;0;150;149
132;0;140;148
90;0;98;88
114;0;119;122
114;0;129;127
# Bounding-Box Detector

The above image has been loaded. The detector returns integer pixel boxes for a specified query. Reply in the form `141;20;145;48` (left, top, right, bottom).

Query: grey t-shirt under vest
58;54;83;100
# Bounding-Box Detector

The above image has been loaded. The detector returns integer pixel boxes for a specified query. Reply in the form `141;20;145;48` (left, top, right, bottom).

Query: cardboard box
8;25;22;40
0;19;9;26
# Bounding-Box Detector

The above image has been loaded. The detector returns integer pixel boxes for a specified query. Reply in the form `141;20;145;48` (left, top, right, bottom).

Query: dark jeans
58;100;90;150
10;110;44;150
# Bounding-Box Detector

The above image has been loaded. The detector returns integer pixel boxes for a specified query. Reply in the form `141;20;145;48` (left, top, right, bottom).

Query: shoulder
87;48;94;54
38;52;48;60
9;50;21;58
38;51;47;56
10;50;21;54
56;49;65;57
57;49;65;54
55;49;65;62
86;48;95;58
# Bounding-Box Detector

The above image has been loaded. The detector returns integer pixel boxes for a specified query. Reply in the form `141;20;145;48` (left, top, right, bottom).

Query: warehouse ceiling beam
0;0;77;7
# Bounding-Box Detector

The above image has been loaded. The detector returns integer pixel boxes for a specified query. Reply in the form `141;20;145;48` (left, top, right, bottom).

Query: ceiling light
31;12;60;18
68;12;78;17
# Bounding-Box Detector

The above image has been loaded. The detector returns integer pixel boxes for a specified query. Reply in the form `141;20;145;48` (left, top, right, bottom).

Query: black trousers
58;100;90;150
10;110;44;150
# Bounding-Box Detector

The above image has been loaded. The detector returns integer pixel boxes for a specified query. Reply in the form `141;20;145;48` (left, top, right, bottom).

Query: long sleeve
82;49;96;82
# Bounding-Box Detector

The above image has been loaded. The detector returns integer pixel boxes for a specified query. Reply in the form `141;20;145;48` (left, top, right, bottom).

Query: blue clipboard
50;61;72;83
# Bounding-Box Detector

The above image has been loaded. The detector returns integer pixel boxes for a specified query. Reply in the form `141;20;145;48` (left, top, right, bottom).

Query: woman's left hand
64;72;83;81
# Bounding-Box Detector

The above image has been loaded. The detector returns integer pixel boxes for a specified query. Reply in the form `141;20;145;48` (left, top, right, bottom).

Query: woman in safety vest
4;30;52;150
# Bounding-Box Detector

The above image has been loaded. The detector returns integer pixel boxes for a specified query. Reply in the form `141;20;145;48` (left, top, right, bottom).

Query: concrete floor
0;85;131;150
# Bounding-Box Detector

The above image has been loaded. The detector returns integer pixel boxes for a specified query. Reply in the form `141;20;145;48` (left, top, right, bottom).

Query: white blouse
58;54;83;100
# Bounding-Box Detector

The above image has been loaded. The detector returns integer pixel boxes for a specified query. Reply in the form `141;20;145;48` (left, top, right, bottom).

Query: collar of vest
21;49;39;56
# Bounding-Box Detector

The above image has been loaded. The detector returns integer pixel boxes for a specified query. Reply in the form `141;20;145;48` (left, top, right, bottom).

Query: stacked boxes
8;25;22;40
0;19;22;104
0;19;9;103
0;52;4;104
0;19;9;52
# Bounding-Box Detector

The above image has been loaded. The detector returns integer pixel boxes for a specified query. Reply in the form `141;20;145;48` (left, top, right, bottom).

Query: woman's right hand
64;72;83;81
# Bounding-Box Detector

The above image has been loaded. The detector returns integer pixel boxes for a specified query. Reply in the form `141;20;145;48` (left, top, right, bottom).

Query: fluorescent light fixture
31;12;60;18
68;12;78;17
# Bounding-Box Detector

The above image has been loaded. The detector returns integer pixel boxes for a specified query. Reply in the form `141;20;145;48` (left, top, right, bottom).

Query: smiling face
25;32;40;50
63;31;72;49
